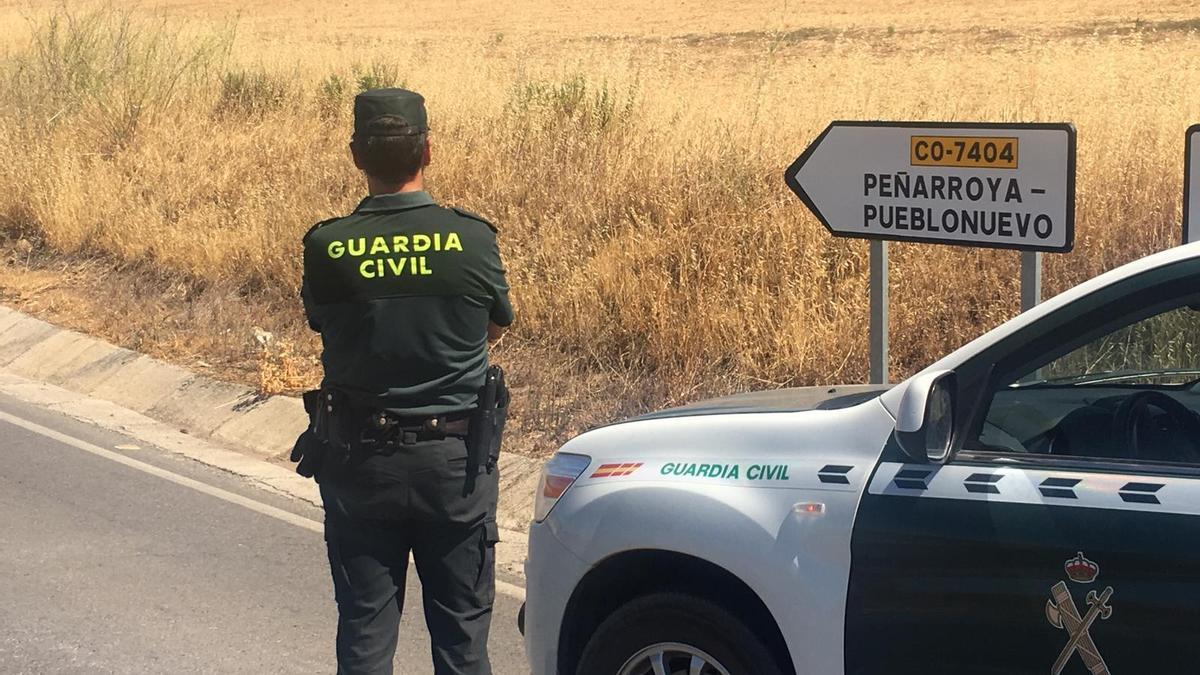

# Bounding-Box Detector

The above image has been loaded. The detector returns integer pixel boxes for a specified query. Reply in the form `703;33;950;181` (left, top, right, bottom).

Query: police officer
294;88;513;675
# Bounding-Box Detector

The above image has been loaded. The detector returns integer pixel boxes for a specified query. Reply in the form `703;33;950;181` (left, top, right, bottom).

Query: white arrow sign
786;121;1076;252
1185;125;1200;244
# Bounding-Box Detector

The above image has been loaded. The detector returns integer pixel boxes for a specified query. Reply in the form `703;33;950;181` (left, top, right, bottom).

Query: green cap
353;88;428;137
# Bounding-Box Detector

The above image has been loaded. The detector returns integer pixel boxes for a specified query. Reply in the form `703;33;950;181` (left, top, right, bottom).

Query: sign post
1185;125;1200;245
1020;251;1042;311
869;240;888;384
786;121;1076;383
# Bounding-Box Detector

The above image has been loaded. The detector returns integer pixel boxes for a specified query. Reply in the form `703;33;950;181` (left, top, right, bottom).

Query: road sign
785;121;1077;383
1185;125;1200;244
786;121;1076;253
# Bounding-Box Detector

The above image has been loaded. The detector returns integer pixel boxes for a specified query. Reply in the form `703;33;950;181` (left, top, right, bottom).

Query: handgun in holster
291;387;353;479
466;366;509;489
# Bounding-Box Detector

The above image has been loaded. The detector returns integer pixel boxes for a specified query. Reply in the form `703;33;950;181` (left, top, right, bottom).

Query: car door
844;260;1200;674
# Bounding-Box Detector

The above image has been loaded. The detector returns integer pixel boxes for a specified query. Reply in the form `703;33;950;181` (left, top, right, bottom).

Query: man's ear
422;136;432;168
349;139;366;172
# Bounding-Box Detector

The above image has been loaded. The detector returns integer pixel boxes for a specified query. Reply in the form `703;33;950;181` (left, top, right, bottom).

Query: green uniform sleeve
485;236;514;327
300;220;329;333
301;273;322;332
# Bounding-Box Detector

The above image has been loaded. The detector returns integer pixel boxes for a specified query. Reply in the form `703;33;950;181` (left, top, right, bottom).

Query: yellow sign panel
910;136;1019;169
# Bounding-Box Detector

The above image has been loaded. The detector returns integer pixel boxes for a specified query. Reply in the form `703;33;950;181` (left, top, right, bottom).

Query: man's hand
487;321;507;343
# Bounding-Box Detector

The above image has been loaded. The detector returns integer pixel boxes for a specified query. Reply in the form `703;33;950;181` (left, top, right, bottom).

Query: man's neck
367;173;424;196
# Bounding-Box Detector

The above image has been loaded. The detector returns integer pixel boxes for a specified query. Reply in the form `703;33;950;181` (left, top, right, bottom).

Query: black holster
292;387;353;479
466;366;509;486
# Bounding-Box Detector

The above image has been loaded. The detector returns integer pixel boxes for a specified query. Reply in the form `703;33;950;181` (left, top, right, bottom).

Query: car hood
559;383;898;482
622;384;890;424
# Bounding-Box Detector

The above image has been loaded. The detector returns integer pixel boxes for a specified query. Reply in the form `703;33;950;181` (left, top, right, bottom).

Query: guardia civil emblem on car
1045;553;1113;675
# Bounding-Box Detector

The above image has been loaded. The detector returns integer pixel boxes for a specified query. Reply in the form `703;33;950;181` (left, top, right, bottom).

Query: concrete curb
0;305;539;576
0;305;306;459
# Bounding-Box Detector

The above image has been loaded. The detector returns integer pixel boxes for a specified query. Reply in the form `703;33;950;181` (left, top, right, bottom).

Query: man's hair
351;115;427;183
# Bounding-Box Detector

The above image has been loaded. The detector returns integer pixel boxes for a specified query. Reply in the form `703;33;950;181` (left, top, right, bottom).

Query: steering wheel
1111;391;1200;462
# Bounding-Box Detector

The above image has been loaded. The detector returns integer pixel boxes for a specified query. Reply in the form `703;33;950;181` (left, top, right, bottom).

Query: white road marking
0;409;526;600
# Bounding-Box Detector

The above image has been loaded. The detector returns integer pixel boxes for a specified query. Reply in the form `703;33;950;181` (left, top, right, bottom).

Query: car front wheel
576;592;786;675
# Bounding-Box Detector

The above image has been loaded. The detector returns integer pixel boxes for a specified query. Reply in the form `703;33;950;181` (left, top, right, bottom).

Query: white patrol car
522;243;1200;675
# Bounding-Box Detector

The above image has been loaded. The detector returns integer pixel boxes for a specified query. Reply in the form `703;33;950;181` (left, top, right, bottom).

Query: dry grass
0;2;1198;454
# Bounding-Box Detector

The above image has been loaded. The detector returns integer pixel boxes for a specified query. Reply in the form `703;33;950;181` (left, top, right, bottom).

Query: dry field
0;1;1198;455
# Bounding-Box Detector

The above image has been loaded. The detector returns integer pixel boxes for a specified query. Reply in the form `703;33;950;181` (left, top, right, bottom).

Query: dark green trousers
320;436;499;675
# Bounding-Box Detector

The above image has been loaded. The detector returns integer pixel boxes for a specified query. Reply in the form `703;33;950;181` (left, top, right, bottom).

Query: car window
973;305;1200;464
1038;306;1200;385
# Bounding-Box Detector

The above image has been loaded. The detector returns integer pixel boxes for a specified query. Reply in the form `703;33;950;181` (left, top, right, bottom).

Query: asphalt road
0;393;528;674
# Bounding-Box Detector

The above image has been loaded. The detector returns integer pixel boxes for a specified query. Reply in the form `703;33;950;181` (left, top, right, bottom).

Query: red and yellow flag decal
590;462;643;478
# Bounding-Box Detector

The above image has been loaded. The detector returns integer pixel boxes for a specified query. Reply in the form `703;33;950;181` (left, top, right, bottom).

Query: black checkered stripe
868;462;1191;514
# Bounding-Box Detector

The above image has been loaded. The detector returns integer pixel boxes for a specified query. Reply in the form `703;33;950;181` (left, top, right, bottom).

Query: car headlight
534;452;591;522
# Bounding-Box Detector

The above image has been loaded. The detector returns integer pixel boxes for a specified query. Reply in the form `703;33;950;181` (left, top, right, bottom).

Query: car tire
575;592;786;675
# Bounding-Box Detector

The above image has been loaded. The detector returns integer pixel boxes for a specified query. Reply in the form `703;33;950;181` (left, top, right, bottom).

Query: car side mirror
895;370;957;464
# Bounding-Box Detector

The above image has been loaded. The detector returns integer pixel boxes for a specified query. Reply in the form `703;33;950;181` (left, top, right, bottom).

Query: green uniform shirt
301;191;513;416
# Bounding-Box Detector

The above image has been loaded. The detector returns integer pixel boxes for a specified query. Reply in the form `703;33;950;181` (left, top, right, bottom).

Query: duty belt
363;410;471;447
